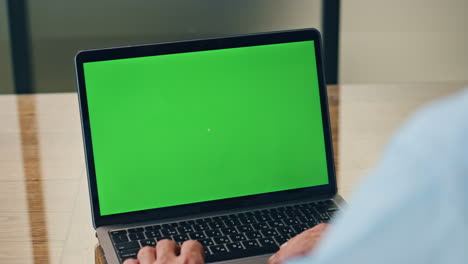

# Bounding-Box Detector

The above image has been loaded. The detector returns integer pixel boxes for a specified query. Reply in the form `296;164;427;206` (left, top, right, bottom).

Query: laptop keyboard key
213;236;231;244
119;248;140;260
177;226;194;234
318;212;331;222
110;230;127;236
220;227;239;235
112;234;129;243
300;214;319;225
277;226;296;236
258;238;279;253
144;231;160;238
205;229;222;237
208;221;226;229
226;242;244;252
144;225;158;231
204;247;212;257
128;227;144;233
172;234;189;243
252;223;270;230
292;224;310;233
161;228;178;236
140;238;156;247
224;219;241;227
209;245;228;254
238;225;253;232
228;233;247;242
205;245;274;263
239;216;256;225
193;224;209;231
162;223;178;229
315;200;338;213
258;237;279;249
242;239;261;249
261;229;279;237
189;232;206;240
270;212;286;220
115;241;140;251
297;216;308;223
256;214;273;223
283;217;300;226
268;221;285;228
199;238;215;246
245;231;262;239
273;235;289;245
285;210;298;218
129;232;145;241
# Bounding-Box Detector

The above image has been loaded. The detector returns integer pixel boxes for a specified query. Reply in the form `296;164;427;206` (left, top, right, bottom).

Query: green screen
83;40;329;216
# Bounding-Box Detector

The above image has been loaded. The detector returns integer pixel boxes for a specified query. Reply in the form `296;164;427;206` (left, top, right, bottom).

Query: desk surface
0;83;465;264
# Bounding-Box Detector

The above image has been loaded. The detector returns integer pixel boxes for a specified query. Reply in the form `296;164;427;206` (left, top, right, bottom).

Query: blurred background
1;2;468;263
1;0;467;94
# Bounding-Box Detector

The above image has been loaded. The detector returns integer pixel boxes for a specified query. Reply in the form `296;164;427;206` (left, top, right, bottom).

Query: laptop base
98;195;345;264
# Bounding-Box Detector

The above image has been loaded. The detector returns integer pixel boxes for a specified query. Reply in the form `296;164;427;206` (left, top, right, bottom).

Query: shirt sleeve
287;89;468;264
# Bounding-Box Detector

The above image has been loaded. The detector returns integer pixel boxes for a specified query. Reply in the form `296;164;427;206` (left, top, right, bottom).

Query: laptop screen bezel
75;28;337;228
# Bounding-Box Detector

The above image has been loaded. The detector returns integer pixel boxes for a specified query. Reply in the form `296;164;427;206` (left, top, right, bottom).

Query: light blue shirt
289;88;468;264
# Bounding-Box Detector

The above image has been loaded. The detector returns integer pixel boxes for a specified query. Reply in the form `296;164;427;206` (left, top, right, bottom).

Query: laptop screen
83;40;329;216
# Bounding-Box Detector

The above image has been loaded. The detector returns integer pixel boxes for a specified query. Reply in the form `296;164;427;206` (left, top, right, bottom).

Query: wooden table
1;83;465;264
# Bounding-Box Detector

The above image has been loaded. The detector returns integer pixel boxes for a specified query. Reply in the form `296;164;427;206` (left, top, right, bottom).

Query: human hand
268;223;329;264
123;239;204;264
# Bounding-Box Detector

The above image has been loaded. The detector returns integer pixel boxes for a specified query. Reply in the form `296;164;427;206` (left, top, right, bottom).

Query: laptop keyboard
109;200;339;263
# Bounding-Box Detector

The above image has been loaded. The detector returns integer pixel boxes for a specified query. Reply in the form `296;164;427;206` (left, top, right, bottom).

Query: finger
123;258;139;264
280;231;306;248
137;246;156;264
269;224;330;264
156;239;179;263
269;241;297;263
270;246;303;264
270;233;319;264
269;241;296;264
180;240;205;263
270;237;301;264
180;240;204;256
288;223;329;244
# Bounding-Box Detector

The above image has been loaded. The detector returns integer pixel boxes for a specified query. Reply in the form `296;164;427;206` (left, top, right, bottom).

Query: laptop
75;28;344;264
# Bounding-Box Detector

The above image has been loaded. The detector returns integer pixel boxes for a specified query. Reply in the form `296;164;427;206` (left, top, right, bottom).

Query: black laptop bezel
75;28;337;228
